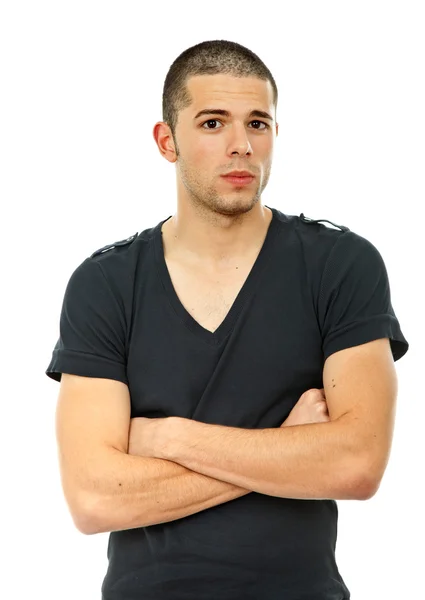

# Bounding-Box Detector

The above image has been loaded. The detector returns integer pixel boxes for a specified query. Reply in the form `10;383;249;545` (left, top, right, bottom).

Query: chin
214;198;258;216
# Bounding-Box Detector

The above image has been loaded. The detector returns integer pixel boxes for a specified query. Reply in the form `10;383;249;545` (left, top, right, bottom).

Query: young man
46;40;409;599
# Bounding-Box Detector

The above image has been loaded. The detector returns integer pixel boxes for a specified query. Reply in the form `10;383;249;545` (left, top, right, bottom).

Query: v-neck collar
153;205;279;346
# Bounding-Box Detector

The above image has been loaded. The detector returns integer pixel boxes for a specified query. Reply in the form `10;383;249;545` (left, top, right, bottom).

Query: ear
153;122;177;163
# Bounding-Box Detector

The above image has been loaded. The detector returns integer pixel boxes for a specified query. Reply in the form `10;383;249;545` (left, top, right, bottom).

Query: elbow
75;512;100;536
340;475;376;501
75;518;98;536
344;462;381;501
75;489;128;535
359;473;382;500
69;491;103;535
355;478;379;501
356;453;388;500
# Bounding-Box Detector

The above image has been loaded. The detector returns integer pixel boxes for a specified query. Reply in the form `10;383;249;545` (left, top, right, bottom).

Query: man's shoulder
90;232;139;258
297;212;350;233
270;206;350;237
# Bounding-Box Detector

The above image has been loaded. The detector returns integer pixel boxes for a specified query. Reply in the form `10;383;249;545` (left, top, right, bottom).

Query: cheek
196;136;221;159
182;135;214;161
186;141;221;178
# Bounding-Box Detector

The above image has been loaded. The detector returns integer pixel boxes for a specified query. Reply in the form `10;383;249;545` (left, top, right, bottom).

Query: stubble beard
178;156;270;219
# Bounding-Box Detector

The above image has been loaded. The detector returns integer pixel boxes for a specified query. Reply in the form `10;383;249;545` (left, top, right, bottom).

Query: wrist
158;416;186;461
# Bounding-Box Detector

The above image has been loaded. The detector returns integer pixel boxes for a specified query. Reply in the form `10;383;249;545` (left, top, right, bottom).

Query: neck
161;205;273;270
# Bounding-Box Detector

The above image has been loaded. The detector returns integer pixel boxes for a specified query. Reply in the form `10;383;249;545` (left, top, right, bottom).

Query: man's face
171;73;278;217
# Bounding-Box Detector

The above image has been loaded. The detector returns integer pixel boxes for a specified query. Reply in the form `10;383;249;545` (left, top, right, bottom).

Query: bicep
323;337;398;490
55;373;131;525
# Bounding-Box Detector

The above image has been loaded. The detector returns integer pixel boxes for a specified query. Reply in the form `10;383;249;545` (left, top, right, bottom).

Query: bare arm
56;374;250;537
57;375;330;535
85;448;250;535
109;388;332;534
160;417;364;501
145;341;397;503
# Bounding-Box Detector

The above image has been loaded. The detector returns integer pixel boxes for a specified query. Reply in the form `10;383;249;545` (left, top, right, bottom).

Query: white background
1;1;423;598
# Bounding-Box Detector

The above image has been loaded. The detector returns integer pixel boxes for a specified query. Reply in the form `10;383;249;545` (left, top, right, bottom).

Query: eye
200;119;269;130
201;119;223;130
250;120;269;130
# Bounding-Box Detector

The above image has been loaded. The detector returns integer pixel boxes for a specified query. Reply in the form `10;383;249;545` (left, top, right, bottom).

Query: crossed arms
56;338;397;534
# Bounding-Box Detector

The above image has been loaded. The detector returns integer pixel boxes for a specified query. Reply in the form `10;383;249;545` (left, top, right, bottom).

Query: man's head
154;40;279;219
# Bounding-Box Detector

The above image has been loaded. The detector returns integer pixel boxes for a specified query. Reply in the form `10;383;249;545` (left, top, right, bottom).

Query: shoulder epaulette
299;213;349;232
90;232;138;258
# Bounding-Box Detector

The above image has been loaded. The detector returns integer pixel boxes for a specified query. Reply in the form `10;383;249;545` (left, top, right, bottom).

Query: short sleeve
45;258;128;385
318;231;409;363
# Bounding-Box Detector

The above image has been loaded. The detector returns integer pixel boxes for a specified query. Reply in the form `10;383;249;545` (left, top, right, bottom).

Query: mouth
221;174;255;186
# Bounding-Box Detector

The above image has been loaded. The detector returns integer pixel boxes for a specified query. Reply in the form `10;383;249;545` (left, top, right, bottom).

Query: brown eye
201;119;222;129
251;120;268;130
200;119;269;130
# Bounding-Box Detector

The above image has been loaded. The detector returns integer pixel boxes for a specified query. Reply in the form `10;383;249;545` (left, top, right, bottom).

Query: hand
128;416;175;459
281;388;330;427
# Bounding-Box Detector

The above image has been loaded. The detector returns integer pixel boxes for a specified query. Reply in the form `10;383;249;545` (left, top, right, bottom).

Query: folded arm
56;374;252;536
86;449;251;534
155;339;398;501
58;339;396;534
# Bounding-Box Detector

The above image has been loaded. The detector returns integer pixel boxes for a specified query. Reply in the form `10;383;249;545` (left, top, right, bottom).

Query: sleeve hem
45;348;128;385
323;314;409;363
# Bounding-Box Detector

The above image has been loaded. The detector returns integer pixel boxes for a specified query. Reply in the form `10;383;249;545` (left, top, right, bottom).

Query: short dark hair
162;40;278;141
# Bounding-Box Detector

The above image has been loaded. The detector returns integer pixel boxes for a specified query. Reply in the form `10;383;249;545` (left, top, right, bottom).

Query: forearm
83;449;250;535
163;417;371;501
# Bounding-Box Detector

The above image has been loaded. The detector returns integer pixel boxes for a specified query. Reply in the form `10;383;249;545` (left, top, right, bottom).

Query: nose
228;123;252;156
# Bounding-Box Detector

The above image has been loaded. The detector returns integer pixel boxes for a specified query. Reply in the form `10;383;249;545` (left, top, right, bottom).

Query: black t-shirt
46;206;409;600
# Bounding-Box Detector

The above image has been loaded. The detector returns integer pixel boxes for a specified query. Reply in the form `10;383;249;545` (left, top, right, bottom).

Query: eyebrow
194;108;274;122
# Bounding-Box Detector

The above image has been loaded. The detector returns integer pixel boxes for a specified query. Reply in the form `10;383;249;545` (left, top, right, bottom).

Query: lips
223;171;255;177
221;174;255;185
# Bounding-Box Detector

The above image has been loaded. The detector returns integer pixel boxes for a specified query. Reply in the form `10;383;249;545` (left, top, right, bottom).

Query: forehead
185;73;274;111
